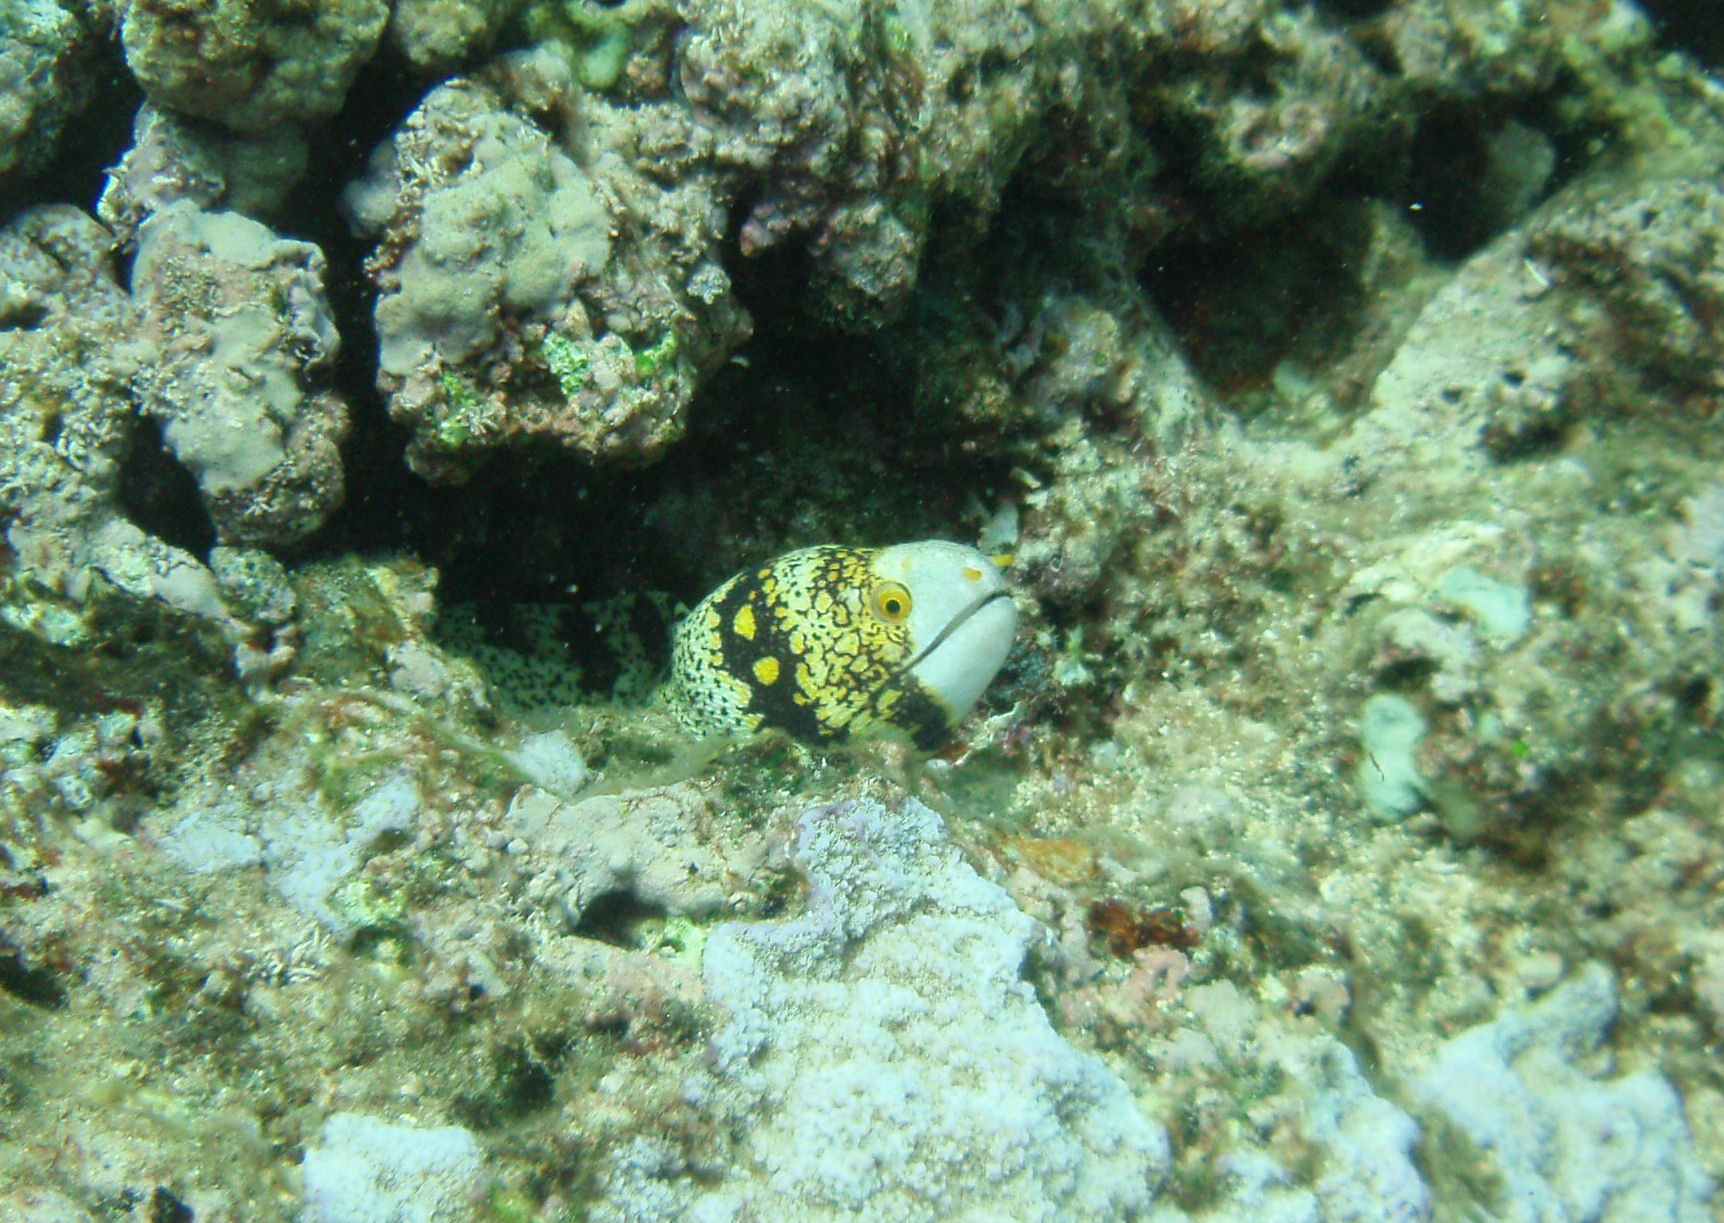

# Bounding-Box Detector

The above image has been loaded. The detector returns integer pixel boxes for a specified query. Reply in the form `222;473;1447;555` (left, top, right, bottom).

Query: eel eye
871;581;912;624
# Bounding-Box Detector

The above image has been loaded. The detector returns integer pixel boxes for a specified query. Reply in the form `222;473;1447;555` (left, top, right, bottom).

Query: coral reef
594;796;1171;1221
131;202;350;546
334;0;1661;481
385;0;519;73
97;104;309;246
0;195;350;680
345;48;748;479
503;781;770;927
301;1113;484;1223
4;0;1724;1218
1413;964;1713;1222
1527;176;1724;409
117;0;388;133
1319;159;1724;854
0;205;240;640
0;0;91;184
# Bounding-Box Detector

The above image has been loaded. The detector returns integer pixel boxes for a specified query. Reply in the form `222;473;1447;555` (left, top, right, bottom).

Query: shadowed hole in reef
1141;198;1378;407
149;1188;194;1223
118;416;216;560
452;1044;557;1130
1372;655;1439;693
1640;0;1724;65
1315;0;1393;17
1400;99;1597;261
0;42;141;219
574;891;666;950
0;947;67;1009
313;215;1015;709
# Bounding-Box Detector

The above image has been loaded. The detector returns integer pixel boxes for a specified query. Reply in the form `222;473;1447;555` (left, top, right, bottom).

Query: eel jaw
901;589;1018;727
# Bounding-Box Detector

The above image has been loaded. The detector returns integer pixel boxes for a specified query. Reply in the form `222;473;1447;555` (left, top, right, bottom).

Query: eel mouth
902;588;1015;675
890;586;1018;730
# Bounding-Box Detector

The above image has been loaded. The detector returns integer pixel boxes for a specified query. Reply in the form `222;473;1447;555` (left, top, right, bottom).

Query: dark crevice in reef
383;449;695;654
451;1044;558;1131
1401;88;1611;262
118;415;217;561
0;43;141;220
1640;0;1724;66
148;1187;195;1223
1401;103;1504;259
1141;196;1380;399
1316;0;1396;20
284;49;449;566
312;215;1014;689
0;945;68;1010
573;891;666;950
654;297;1018;575
281;43;426;249
294;95;1018;666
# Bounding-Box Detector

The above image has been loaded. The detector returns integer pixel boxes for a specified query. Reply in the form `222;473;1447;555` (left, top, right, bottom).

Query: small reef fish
666;541;1017;750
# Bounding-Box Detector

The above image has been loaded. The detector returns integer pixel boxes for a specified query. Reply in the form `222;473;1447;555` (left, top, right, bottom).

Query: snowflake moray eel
666;541;1017;750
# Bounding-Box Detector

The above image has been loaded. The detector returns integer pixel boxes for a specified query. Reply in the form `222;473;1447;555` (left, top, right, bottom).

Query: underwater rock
675;0;1383;325
902;279;1215;628
0;205;244;640
98;104;309;247
0;206;135;599
130;201;350;547
0;0;92;184
0;697;153;823
0;199;354;667
1528;176;1724;406
677;0;1135;327
1413;964;1715;1223
595;795;1170;1221
1381;0;1648;100
1310;157;1724;850
301;1113;484;1223
3;0;1723;1216
159;767;423;932
1151;3;1389;223
345;48;748;480
208;545;297;628
1158;1031;1431;1223
384;0;521;73
117;0;388;133
503;781;765;927
1355;171;1724;480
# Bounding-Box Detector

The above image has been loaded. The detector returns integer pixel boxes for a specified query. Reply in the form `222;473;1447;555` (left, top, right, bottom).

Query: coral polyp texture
4;0;1724;1218
345;48;749;479
131;201;351;547
117;0;389;133
594;797;1171;1221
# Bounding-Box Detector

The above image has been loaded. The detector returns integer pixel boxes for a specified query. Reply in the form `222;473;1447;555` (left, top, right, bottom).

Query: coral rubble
595;796;1171;1221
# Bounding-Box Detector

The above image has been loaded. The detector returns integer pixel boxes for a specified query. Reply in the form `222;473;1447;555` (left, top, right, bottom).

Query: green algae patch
540;332;592;400
519;0;644;91
631;332;678;378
